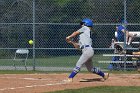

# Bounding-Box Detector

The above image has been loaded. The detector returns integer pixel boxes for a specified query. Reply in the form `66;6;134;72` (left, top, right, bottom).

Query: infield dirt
0;73;140;93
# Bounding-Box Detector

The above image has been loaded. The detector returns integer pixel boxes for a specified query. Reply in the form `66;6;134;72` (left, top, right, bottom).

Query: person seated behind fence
108;55;121;70
109;39;125;54
114;44;140;61
108;43;123;70
108;44;140;70
116;19;137;45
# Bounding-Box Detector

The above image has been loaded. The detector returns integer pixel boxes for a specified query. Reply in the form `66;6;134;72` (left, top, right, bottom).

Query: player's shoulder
118;25;124;30
79;26;89;31
83;26;90;30
118;25;123;28
82;26;88;28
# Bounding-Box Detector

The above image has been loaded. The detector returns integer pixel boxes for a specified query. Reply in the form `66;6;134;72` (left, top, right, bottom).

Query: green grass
47;86;140;93
0;54;111;67
0;54;138;72
0;70;139;74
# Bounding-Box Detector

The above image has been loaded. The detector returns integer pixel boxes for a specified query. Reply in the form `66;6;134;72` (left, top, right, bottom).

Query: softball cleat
63;78;73;83
103;73;109;80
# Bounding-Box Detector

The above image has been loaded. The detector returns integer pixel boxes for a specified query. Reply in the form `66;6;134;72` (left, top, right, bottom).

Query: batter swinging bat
66;37;79;49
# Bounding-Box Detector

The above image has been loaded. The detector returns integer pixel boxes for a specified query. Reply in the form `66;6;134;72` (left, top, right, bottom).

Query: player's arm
126;50;140;55
122;29;129;41
66;31;80;43
66;31;80;40
132;51;140;55
66;31;80;49
69;41;80;49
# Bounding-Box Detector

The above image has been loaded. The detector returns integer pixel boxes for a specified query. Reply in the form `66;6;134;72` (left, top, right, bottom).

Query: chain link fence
0;0;140;71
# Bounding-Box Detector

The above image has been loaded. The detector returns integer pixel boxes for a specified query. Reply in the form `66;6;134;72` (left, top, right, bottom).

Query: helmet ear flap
80;22;85;26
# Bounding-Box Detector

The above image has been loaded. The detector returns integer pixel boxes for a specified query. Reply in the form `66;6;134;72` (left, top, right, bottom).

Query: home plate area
0;73;140;93
0;74;68;93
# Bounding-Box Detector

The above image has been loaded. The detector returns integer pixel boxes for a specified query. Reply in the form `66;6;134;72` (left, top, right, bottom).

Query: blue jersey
116;25;126;42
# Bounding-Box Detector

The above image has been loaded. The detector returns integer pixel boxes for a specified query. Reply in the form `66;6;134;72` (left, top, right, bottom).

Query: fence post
123;0;127;71
33;0;36;71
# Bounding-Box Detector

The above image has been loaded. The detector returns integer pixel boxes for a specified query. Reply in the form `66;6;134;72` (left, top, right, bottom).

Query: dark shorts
117;37;124;42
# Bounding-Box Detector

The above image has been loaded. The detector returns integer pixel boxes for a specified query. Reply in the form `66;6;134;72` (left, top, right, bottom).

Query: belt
80;45;91;49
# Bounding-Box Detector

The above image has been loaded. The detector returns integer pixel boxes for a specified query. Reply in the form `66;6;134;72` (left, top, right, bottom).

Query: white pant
76;47;94;72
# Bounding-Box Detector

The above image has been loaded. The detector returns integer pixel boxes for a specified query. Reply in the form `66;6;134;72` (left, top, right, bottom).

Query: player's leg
111;56;120;70
68;48;94;80
127;37;132;45
68;66;80;79
63;53;86;82
85;58;93;72
127;33;137;45
91;67;109;80
68;54;91;79
133;51;140;55
85;59;108;79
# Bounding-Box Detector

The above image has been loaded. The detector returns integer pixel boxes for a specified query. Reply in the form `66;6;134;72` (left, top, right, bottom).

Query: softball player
65;18;109;82
116;20;137;45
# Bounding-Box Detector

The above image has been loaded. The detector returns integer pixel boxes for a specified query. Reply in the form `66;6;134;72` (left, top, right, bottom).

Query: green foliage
127;0;140;23
54;0;71;6
0;0;140;49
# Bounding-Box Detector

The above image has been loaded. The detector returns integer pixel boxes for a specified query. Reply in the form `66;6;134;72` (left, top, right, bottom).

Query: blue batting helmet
82;18;93;27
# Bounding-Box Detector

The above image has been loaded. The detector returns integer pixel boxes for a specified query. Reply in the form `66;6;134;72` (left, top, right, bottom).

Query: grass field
47;86;140;93
0;54;138;71
0;54;111;67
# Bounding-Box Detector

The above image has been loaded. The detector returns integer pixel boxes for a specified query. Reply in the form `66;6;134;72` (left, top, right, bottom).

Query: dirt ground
0;73;140;93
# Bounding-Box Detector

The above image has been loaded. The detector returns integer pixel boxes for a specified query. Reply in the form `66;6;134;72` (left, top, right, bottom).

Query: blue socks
69;66;80;78
69;67;105;78
92;67;105;77
69;71;77;78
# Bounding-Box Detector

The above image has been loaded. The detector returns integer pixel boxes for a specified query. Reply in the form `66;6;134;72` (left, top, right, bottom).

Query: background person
116;19;137;45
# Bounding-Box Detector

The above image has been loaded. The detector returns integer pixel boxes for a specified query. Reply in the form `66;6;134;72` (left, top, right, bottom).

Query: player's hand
66;36;72;43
